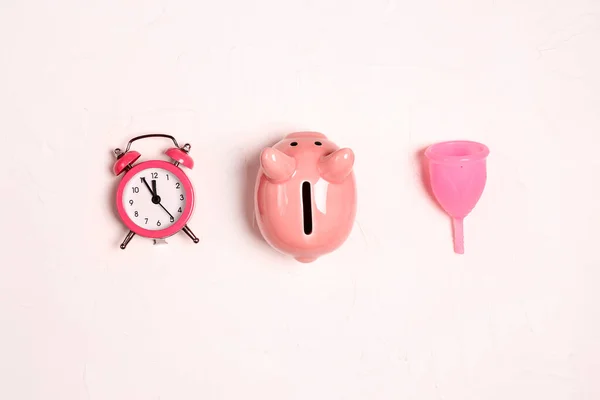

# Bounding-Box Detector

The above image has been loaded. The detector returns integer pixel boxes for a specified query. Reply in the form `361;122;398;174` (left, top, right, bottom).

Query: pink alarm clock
254;132;357;263
112;134;200;249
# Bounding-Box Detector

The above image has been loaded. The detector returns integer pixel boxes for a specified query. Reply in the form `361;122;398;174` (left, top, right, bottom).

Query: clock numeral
178;207;182;213
132;187;139;193
166;174;170;180
157;220;162;227
129;200;134;206
134;211;139;217
145;218;148;224
151;172;158;179
180;194;184;201
175;183;180;189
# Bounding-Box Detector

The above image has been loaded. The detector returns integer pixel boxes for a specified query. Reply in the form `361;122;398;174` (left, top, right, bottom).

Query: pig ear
260;148;296;182
319;148;355;183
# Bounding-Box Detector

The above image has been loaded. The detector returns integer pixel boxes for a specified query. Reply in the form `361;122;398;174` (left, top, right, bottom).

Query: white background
1;0;599;399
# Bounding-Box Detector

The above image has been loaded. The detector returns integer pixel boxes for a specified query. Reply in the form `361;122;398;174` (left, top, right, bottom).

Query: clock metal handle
124;133;181;152
114;133;191;159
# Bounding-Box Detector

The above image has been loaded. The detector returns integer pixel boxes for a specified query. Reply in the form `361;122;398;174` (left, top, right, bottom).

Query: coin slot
302;181;313;235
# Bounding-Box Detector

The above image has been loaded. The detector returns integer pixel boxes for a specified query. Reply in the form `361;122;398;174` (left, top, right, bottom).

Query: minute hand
153;179;175;221
142;177;174;221
141;177;155;196
158;203;175;221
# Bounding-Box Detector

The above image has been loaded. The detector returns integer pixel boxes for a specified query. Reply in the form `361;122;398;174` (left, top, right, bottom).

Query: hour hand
152;179;158;197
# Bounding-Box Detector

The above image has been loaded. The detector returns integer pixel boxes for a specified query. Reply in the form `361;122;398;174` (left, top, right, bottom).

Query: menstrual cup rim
425;140;489;164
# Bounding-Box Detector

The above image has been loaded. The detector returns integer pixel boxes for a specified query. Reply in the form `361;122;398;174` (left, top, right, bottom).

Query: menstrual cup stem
452;218;464;254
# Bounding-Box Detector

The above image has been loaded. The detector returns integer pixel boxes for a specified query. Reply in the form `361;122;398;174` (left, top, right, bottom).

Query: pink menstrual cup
424;140;489;254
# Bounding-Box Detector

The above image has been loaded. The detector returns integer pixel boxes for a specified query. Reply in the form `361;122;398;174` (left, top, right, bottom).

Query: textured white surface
1;0;599;399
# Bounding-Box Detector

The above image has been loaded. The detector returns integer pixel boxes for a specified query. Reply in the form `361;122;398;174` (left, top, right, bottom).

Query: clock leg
182;225;200;243
120;231;136;249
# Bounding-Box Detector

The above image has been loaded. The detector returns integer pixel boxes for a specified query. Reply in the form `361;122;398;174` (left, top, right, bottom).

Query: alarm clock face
116;160;195;238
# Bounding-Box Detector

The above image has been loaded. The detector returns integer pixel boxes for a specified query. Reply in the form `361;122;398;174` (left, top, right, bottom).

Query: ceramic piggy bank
254;132;357;263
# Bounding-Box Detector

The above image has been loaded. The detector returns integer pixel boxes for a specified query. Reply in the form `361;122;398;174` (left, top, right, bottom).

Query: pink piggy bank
254;132;357;263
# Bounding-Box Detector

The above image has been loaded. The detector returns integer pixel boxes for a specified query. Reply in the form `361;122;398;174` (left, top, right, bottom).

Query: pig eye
290;142;298;146
314;141;322;146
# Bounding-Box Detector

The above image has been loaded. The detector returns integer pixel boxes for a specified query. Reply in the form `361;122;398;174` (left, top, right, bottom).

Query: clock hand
141;177;154;196
157;203;176;222
152;179;158;198
141;177;162;203
141;177;174;221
